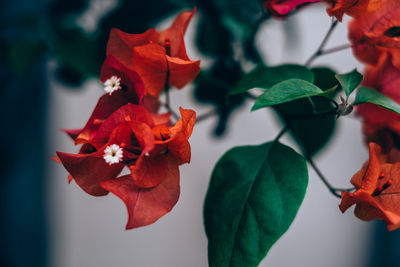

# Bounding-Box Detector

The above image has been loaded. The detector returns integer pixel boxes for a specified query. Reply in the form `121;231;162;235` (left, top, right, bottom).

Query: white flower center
104;144;123;165
104;76;122;95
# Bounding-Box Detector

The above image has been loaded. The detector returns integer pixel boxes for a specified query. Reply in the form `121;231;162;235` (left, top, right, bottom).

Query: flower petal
56;149;124;196
100;156;180;229
132;43;168;96
158;8;196;59
92;103;155;144
263;0;321;17
106;28;158;68
130;153;169;188
166;56;200;89
100;55;144;104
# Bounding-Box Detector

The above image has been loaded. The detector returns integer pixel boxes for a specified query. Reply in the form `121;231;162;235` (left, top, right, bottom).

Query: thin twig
305;155;348;198
320;44;351;56
305;19;339;67
274;125;289;143
196;109;218;124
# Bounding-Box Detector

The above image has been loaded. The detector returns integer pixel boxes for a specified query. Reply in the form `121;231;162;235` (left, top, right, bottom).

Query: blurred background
2;0;400;266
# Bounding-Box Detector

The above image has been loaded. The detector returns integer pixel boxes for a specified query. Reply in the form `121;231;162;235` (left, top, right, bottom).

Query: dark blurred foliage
194;0;267;135
194;58;245;136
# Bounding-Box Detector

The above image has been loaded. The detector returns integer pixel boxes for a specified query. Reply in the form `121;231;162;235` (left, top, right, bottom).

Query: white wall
47;5;373;267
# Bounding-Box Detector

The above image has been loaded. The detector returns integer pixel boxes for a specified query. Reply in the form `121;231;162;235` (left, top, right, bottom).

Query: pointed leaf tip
335;69;363;97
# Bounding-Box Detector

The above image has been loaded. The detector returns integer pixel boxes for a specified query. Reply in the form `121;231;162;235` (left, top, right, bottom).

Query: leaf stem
305;155;355;198
274;125;289;143
305;18;339;67
321;44;351;56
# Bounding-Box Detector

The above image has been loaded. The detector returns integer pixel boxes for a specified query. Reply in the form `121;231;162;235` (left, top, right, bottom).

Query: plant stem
305;155;354;198
321;44;351;56
196;109;217;124
274;125;288;143
305;18;339;67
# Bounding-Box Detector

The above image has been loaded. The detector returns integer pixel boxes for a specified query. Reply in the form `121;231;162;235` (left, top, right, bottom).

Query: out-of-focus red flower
262;0;373;20
348;1;400;68
262;0;322;17
357;56;400;135
106;9;200;97
326;0;373;21
340;142;400;231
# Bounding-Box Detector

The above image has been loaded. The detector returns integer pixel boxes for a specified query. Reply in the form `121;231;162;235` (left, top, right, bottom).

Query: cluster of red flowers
341;1;400;231
55;9;200;229
265;0;400;230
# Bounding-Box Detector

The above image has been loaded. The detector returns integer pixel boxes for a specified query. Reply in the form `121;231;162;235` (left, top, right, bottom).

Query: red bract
64;56;145;144
100;155;180;230
106;9;200;97
91;104;195;188
262;0;322;17
340;143;400;231
348;1;400;68
56;144;124;196
57;103;196;203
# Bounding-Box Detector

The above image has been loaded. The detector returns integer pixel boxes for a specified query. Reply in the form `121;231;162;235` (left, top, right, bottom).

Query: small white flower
104;76;122;95
103;144;123;165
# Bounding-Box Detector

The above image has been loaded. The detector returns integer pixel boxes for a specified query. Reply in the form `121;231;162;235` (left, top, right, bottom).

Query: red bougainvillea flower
92;104;195;188
362;124;400;163
262;0;322;17
326;0;375;21
348;1;400;68
340;142;400;231
56;104;196;229
357;56;400;135
57;103;195;198
262;0;374;20
106;9;200;97
64;55;145;144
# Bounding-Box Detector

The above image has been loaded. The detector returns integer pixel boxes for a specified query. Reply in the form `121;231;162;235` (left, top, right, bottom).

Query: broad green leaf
231;64;314;94
312;67;338;91
335;69;363;97
354;87;400;114
204;142;308;267
251;79;326;111
276;97;336;156
274;66;338;156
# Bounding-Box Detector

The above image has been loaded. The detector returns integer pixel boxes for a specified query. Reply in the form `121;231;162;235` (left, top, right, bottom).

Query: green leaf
335;69;363;97
276;97;336;156
272;67;338;157
312;67;338;91
204;142;308;267
251;79;326;111
231;64;314;94
354;87;400;114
